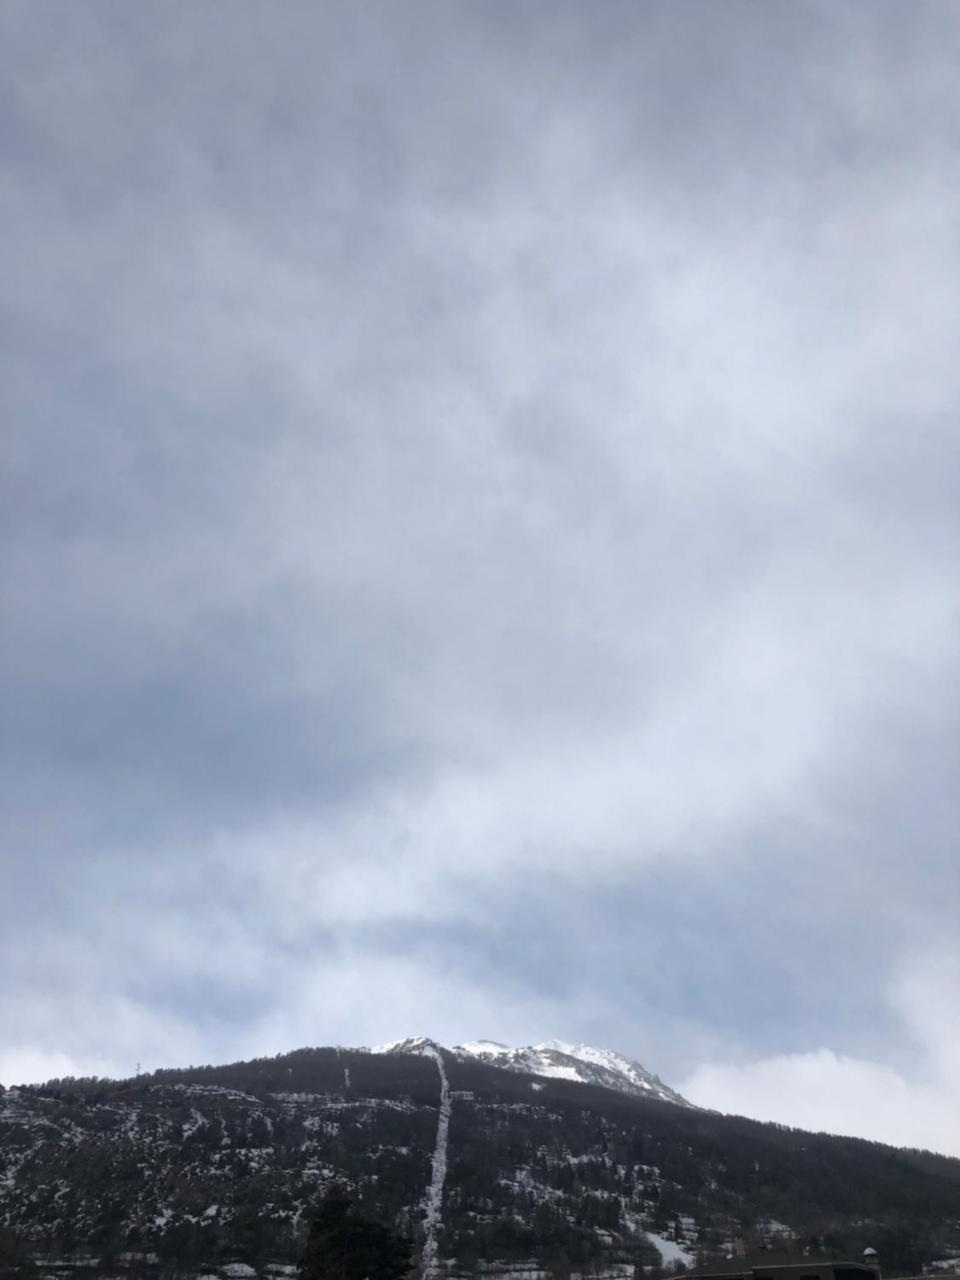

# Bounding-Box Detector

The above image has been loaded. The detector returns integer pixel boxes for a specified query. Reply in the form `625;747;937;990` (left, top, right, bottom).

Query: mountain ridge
370;1036;693;1108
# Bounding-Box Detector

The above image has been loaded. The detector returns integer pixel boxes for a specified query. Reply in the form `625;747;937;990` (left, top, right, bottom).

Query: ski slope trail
420;1045;451;1279
335;1048;351;1093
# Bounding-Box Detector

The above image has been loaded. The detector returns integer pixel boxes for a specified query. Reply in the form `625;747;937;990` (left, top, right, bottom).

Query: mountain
372;1037;692;1107
2;1043;959;1280
458;1040;692;1108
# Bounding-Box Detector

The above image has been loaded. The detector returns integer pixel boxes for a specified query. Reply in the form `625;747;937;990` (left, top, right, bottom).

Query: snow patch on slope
643;1233;695;1267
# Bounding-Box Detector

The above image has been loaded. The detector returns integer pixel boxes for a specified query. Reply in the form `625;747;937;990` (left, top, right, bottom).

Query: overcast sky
2;2;958;1157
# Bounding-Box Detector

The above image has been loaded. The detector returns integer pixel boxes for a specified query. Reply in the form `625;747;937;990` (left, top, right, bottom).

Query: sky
1;1;958;1157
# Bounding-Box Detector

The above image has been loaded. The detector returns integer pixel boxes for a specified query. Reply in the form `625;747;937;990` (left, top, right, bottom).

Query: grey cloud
1;1;958;1151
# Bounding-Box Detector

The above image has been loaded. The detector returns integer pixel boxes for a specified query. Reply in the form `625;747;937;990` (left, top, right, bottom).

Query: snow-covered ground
420;1045;451;1280
643;1233;695;1268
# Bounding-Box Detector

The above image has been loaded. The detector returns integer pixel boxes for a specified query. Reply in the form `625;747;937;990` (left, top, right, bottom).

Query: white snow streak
420;1046;451;1279
643;1233;695;1267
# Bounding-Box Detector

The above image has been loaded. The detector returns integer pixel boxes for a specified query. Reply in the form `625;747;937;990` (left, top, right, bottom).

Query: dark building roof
684;1260;880;1280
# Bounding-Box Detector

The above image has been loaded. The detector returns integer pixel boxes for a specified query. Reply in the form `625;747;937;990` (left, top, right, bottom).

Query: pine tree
298;1187;413;1280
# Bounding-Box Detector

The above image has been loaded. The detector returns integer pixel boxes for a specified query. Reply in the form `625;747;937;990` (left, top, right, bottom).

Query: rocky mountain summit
459;1040;692;1108
372;1037;691;1107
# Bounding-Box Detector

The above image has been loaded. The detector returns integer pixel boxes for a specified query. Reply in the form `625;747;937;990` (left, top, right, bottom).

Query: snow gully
419;1045;451;1280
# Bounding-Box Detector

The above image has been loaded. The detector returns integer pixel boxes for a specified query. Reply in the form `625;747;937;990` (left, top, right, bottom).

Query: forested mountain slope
2;1045;958;1279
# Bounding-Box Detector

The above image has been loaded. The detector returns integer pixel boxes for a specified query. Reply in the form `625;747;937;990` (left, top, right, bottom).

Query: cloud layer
1;2;958;1154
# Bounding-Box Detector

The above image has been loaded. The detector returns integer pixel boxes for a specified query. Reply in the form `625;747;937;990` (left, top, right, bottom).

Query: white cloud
0;1049;110;1089
680;945;960;1157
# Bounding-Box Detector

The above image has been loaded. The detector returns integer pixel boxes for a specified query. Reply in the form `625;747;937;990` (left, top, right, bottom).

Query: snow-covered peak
371;1035;442;1057
455;1040;511;1057
370;1035;692;1107
532;1041;683;1097
454;1039;693;1107
537;1039;622;1063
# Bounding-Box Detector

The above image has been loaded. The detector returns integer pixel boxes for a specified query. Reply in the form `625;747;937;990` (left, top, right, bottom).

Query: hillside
2;1044;959;1280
